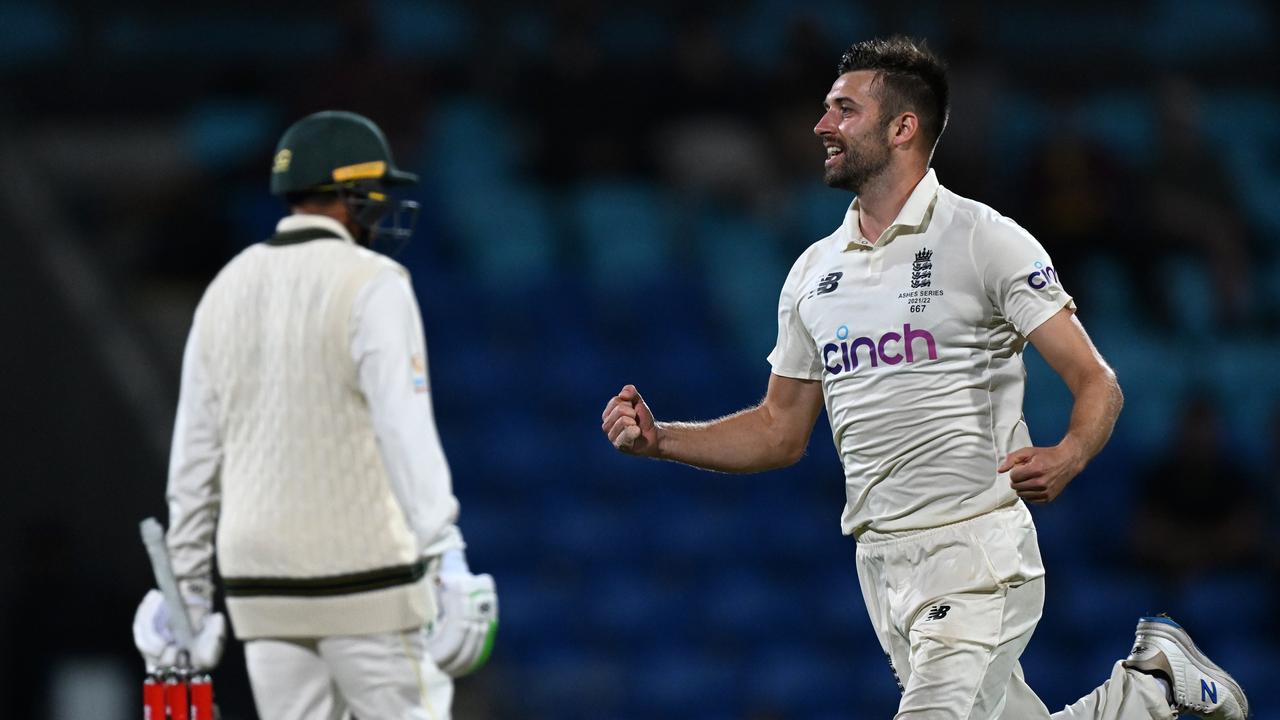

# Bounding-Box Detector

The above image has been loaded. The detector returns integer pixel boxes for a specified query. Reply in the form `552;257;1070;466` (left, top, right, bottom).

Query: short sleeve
979;217;1076;337
766;256;823;380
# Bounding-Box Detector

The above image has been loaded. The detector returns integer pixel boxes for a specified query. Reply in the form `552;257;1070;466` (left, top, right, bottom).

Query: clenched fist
601;384;660;456
998;441;1086;504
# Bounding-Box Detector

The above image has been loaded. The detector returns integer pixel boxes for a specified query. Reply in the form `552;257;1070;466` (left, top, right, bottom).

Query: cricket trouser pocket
854;503;1047;720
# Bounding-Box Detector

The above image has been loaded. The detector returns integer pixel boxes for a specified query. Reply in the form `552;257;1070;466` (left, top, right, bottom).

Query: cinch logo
822;324;938;375
1026;261;1059;290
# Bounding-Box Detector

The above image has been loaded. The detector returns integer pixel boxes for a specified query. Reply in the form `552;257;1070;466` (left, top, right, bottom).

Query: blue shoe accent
1140;615;1183;629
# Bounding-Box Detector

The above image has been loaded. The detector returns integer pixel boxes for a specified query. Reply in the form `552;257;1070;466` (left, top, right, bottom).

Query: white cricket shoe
1122;615;1249;719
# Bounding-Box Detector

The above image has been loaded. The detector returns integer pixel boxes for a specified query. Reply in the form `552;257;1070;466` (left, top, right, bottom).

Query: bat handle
140;517;197;656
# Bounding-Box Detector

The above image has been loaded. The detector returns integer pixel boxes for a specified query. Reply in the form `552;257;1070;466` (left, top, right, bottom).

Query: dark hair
837;36;949;156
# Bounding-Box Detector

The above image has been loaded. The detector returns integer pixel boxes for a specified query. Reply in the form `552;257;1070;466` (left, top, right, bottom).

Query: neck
856;161;928;244
293;205;347;224
291;207;362;242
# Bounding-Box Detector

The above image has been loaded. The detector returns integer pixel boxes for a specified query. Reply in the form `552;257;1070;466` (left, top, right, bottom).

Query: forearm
166;479;219;599
1058;371;1124;467
655;404;803;473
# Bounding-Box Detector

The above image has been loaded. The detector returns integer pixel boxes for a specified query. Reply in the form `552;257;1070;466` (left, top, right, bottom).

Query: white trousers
244;628;453;720
855;503;1173;720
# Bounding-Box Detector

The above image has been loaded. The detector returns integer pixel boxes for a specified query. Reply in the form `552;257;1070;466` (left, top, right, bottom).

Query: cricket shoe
1123;614;1249;719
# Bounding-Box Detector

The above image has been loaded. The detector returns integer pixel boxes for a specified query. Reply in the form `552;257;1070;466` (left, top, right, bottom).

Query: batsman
132;111;498;720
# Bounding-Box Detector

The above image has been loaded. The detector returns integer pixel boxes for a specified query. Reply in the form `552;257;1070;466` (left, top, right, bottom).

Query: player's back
194;236;419;582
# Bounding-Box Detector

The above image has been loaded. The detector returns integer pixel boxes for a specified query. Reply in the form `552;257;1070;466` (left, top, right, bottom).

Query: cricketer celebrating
602;37;1247;719
133;111;497;720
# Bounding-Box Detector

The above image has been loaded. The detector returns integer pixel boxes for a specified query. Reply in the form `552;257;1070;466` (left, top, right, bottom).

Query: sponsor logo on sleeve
411;353;428;393
1026;261;1060;290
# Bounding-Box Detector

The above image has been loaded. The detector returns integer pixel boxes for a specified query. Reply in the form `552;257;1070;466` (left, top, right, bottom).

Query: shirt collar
838;168;940;251
274;214;356;244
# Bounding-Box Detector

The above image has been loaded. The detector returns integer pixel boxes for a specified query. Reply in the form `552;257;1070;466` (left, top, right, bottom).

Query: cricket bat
140;517;196;660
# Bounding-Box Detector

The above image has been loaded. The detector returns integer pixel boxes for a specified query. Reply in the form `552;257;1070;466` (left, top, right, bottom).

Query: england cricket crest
899;247;943;314
911;248;932;288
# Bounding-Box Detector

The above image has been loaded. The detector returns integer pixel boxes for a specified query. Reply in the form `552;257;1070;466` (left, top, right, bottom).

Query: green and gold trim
332;160;387;182
223;559;428;598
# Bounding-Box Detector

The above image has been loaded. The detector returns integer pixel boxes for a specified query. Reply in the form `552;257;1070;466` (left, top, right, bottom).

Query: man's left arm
351;267;463;557
999;308;1124;503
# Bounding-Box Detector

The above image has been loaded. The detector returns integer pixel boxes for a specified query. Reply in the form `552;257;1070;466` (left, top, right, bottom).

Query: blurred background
2;0;1278;717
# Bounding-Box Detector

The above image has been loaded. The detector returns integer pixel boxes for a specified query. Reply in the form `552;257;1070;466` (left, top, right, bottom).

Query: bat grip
140;517;197;656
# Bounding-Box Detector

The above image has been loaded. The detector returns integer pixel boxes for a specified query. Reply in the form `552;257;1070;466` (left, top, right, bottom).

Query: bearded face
821;116;892;193
815;71;896;195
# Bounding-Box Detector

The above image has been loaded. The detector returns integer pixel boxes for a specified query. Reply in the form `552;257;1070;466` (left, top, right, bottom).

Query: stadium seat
1175;573;1271;643
1074;255;1142;340
374;0;473;60
521;645;626;718
426;99;522;194
632;646;738;717
442;183;559;291
726;0;872;71
1143;0;1272;62
790;181;856;245
1102;336;1190;456
586;569;691;643
1071;94;1156;167
184;101;279;171
694;210;788;357
101;12;339;61
1162;257;1216;338
0;4;68;68
568;181;673;288
1213;347;1280;460
1055;571;1162;649
746;643;848;712
1213;92;1280;239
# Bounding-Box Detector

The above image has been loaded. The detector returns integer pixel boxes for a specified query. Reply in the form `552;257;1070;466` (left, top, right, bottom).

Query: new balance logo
1202;679;1218;704
925;605;951;621
807;271;843;299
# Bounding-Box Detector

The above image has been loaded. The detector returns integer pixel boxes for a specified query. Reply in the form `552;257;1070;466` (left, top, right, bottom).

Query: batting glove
131;589;226;672
426;570;498;677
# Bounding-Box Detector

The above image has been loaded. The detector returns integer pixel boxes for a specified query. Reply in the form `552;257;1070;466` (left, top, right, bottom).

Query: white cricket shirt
768;170;1074;536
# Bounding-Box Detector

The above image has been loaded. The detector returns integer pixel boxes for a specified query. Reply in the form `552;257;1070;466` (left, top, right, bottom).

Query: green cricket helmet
270;110;419;248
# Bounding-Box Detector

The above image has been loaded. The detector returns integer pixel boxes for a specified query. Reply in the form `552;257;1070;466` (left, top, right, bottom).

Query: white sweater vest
195;232;431;638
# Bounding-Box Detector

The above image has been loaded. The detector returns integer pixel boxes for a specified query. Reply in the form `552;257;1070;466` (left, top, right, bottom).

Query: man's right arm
601;373;824;473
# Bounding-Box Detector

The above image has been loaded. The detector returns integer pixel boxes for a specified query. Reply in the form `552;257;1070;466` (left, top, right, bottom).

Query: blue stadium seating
0;3;69;68
375;0;473;60
569;182;674;287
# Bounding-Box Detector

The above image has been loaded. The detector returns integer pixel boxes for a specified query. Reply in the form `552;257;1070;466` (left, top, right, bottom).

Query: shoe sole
1136;615;1250;719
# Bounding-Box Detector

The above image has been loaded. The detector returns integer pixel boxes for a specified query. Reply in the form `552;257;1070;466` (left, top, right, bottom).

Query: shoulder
201;244;265;299
783;236;834;291
348;244;410;282
939;187;1039;253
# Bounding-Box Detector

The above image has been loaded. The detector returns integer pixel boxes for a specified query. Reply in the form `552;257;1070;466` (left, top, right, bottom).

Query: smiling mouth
824;145;844;164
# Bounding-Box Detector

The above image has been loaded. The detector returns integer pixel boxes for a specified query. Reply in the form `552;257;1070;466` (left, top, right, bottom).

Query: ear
889;111;920;148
